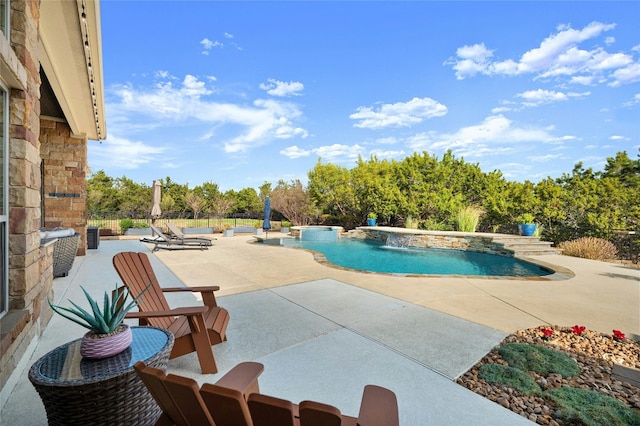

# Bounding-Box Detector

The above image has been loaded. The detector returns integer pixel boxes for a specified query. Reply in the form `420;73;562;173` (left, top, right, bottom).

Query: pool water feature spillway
297;226;341;241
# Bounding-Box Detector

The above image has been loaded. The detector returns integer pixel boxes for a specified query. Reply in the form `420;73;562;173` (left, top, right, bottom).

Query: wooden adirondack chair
113;251;230;373
135;361;264;426
137;360;399;426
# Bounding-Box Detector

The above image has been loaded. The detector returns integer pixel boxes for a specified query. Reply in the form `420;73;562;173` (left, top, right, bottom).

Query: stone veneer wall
1;1;60;397
40;118;87;256
350;228;515;257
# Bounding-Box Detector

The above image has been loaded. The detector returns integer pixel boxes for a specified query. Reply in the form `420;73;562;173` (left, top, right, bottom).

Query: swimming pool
282;238;554;277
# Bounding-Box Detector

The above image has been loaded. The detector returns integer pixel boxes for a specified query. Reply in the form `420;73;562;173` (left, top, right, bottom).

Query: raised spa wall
350;227;518;257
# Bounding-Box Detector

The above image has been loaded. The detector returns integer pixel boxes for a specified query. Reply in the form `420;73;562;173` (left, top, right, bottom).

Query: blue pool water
283;238;552;277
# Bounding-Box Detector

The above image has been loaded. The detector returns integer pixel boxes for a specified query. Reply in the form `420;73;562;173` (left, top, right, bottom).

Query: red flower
541;328;554;340
612;330;625;342
571;325;586;336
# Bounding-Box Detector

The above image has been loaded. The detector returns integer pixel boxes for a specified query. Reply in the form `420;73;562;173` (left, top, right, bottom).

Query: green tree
351;156;403;224
162;177;189;212
87;170;119;211
226;188;261;214
307;160;357;218
114;176;150;213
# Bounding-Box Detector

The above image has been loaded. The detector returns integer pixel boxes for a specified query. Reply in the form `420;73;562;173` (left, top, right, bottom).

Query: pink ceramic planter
80;324;133;359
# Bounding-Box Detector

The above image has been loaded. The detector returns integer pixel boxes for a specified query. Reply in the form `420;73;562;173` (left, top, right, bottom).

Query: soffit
39;0;106;140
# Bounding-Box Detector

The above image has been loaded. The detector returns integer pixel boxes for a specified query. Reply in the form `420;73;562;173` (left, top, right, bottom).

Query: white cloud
280;143;366;162
570;75;595;85
89;135;167;170
406;115;554;155
260;79;304;97
609;135;626;140
312;144;365;162
516;89;590;107
448;21;637;87
200;38;223;55
491;105;512;114
530;153;564;162
108;74;308;154
350;97;447;129
609;62;640;86
369;149;406;159
280;145;311;159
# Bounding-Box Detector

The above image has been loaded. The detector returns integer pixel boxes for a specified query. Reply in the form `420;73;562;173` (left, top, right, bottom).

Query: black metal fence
88;211;265;235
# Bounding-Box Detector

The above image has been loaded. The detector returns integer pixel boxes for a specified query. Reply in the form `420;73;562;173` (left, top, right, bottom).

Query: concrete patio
2;235;638;425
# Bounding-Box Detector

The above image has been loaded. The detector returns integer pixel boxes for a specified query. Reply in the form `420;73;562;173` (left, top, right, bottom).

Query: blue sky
89;1;640;191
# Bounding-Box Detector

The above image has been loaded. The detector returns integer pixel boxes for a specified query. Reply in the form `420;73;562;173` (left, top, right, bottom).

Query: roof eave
39;0;106;141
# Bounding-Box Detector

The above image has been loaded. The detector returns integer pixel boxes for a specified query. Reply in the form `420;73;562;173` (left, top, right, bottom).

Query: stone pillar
40;119;88;256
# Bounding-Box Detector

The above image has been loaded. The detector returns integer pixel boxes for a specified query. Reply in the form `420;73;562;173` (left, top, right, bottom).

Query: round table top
30;326;173;385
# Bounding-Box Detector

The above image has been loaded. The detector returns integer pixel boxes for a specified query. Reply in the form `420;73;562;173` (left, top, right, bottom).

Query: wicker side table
29;327;174;426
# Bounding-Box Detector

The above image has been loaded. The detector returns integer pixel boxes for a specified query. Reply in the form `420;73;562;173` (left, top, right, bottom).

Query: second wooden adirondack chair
113;251;230;374
136;361;399;426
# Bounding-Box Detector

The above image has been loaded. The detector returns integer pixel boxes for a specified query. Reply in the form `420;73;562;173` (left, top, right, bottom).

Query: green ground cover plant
547;387;640;426
499;343;581;377
478;364;541;396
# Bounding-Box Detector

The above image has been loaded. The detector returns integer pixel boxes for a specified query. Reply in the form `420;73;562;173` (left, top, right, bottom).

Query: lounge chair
113;251;230;374
166;222;216;245
140;225;211;251
135;361;399;426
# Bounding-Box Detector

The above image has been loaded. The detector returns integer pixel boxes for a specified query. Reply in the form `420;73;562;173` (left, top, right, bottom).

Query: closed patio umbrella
262;196;271;240
151;180;162;222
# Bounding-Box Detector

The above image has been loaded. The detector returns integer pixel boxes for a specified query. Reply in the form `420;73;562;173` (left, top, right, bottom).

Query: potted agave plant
48;284;144;359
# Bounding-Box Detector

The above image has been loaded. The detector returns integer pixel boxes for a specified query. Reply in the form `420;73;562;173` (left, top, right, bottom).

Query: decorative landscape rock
457;326;640;425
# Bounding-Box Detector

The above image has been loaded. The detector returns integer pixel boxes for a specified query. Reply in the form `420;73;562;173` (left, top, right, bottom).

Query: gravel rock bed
456;326;640;425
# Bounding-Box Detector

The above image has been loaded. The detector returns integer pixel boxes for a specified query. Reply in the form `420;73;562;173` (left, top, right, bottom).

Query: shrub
547;387;640;426
478;364;541;396
119;219;148;233
420;218;454;231
119;218;134;233
499;343;581;378
558;237;618;261
455;205;484;232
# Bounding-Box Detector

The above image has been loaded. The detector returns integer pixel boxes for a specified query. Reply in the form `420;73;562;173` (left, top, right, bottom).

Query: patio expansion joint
466;280;550;327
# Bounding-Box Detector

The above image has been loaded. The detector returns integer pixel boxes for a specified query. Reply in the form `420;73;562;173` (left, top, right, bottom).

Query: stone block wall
1;0;46;397
40;118;87;256
351;227;515;257
0;243;53;392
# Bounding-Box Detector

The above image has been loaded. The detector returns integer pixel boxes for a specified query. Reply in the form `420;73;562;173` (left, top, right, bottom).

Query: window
0;0;8;40
0;83;7;318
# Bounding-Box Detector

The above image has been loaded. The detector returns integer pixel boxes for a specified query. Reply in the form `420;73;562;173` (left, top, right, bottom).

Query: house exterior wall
0;0;87;398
